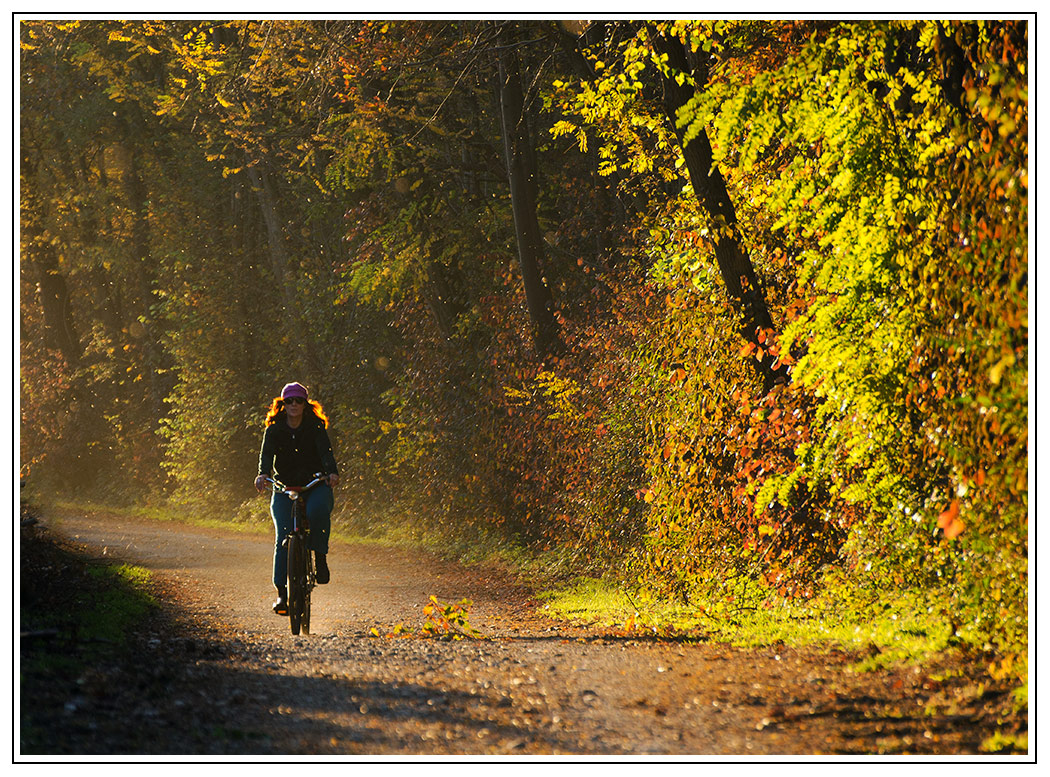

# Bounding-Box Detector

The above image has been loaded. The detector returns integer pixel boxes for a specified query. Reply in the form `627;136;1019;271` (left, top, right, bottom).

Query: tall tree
648;24;785;390
497;22;560;356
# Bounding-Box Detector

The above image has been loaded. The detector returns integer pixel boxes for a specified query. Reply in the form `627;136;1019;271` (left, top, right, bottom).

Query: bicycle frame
263;473;328;635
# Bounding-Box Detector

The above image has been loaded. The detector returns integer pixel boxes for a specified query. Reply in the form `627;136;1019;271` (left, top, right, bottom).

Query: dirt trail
30;506;1021;756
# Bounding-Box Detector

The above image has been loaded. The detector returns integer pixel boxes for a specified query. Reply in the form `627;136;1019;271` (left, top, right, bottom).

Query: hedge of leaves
563;20;1027;654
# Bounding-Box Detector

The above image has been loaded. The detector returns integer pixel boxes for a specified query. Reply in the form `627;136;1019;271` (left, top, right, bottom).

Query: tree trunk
245;161;325;384
649;27;786;391
497;23;560;357
28;235;81;366
122;153;174;418
424;256;463;342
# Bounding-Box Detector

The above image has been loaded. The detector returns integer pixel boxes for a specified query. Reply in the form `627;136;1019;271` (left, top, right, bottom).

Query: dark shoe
315;553;330;584
273;586;288;616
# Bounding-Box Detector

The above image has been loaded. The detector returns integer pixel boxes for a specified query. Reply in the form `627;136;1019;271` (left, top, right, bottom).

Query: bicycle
263;473;328;636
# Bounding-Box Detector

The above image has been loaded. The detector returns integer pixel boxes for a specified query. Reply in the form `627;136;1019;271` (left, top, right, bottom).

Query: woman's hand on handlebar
254;475;270;493
327;473;339;489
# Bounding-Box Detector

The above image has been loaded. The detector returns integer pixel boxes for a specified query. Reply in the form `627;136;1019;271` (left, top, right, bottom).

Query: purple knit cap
281;382;309;400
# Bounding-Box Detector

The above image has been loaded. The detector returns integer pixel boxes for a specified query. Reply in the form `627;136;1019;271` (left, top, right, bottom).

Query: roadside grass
542;572;1027;716
20;525;159;751
21;531;157;666
79;563;157;643
541;575;962;668
541;573;1027;755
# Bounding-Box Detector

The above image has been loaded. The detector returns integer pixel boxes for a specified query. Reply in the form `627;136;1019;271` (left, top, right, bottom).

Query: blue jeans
271;484;333;588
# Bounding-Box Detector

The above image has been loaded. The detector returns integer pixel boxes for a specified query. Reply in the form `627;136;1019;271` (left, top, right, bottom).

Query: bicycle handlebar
262;473;329;494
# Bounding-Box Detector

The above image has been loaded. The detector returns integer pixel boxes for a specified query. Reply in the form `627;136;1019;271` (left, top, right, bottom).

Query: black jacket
258;412;338;487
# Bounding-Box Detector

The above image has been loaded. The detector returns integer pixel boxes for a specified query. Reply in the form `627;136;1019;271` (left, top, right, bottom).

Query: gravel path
35;506;1024;757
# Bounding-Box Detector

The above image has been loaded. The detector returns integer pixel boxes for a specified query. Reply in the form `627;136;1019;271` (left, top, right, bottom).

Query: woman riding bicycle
254;382;339;616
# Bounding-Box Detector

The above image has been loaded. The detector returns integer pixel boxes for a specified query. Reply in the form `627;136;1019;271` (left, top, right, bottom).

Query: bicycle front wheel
301;582;311;635
286;534;307;636
300;534;313;635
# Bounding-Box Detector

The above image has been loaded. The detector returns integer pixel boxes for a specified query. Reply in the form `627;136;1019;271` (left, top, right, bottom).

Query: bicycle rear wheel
286;533;307;635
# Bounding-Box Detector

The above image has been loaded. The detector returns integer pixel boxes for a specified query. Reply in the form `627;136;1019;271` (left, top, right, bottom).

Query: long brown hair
264;396;330;428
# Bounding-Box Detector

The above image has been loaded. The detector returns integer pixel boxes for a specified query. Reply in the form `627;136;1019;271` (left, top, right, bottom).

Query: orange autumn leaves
937;499;965;540
938;469;990;541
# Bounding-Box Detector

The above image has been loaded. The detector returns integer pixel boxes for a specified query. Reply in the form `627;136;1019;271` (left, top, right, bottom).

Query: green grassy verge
21;531;158;672
20;526;160;751
539;572;1029;753
539;575;1025;681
